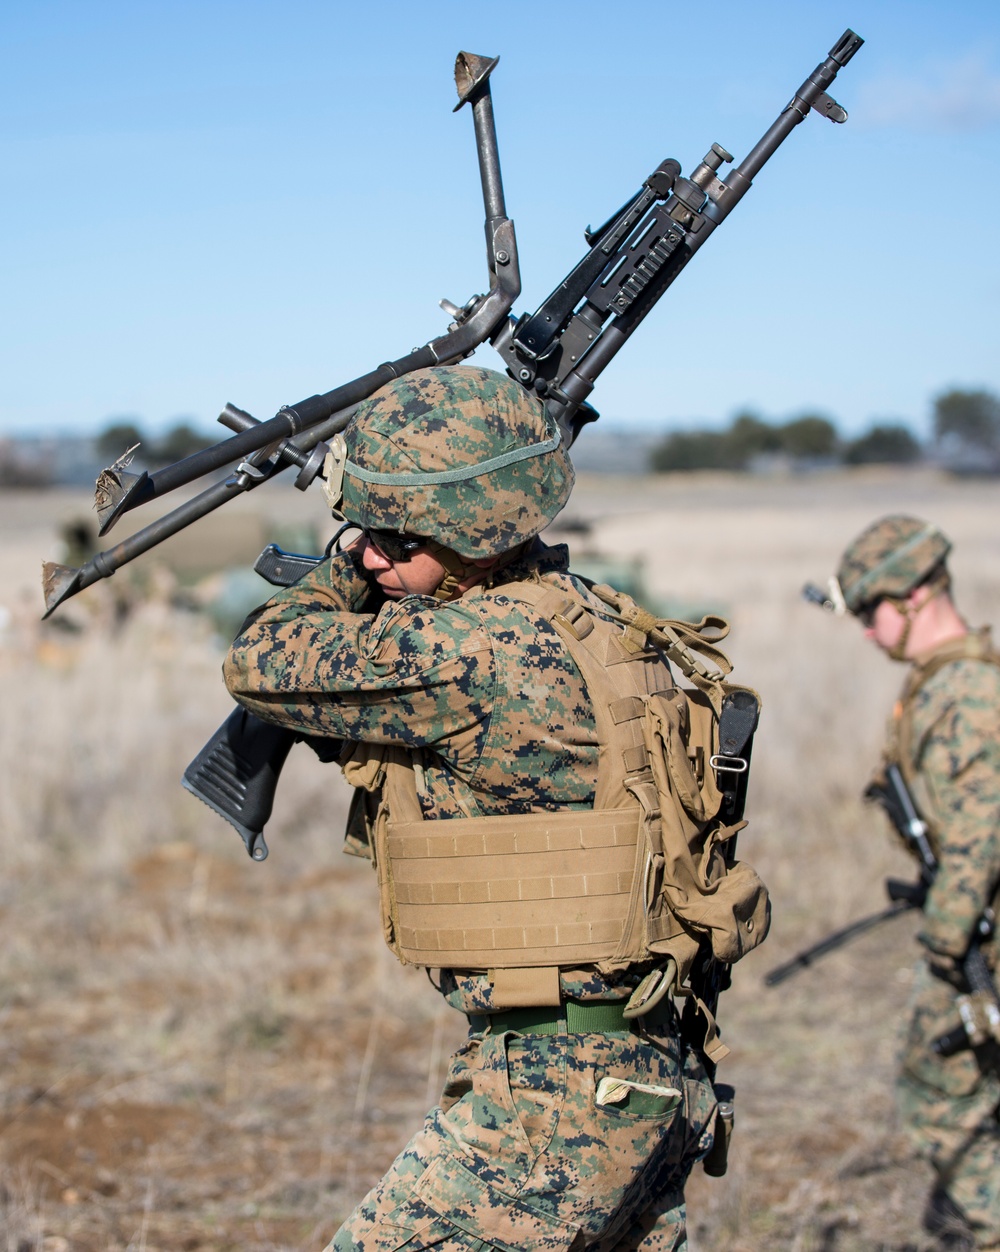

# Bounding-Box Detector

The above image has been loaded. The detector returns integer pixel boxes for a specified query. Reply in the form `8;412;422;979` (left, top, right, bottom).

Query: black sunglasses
364;529;429;562
856;598;883;628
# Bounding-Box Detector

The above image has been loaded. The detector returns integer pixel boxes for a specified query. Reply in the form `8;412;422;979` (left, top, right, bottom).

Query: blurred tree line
96;419;215;466
649;387;1000;474
4;393;999;487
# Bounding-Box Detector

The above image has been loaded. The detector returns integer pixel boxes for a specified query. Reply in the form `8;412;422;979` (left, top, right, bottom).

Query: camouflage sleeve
913;662;1000;957
223;552;495;757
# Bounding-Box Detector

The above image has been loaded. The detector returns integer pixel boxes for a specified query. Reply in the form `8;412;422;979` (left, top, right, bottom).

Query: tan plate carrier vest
341;578;769;1013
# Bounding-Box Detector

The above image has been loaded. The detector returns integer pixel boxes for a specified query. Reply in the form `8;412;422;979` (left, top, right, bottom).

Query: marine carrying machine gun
43;32;864;859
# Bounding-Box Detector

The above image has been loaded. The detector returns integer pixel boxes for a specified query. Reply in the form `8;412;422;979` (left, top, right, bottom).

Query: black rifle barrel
764;899;915;987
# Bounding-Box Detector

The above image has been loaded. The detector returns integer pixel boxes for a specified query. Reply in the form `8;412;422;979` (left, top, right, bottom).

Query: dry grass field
1;466;998;1251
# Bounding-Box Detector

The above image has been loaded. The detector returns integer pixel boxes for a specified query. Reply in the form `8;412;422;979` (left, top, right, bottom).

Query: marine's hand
923;950;964;987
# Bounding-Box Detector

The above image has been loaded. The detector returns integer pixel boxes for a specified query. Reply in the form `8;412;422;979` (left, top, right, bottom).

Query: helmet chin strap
426;542;525;603
886;600;915;663
885;570;951;661
426;542;475;603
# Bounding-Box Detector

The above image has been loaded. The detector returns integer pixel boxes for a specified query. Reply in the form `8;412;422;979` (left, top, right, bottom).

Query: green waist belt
469;999;646;1036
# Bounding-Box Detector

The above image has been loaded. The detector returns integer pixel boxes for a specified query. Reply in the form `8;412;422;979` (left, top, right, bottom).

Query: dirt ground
1;466;998;1250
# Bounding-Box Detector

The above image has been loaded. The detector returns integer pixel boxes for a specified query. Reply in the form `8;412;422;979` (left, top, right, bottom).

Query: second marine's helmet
836;514;951;615
323;365;574;559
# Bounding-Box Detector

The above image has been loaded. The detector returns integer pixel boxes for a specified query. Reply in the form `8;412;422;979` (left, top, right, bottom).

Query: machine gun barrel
729;29;863;191
507;30;863;438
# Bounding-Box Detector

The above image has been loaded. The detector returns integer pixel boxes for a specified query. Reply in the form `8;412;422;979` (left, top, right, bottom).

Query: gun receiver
43;31;862;618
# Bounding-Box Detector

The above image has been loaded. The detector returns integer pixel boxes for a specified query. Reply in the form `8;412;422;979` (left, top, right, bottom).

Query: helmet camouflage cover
836;515;951;614
332;365;574;559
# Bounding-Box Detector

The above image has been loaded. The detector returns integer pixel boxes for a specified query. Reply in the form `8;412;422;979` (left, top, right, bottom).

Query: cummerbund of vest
384;805;644;969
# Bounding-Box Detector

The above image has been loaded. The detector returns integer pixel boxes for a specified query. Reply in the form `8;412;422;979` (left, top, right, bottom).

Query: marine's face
359;534;447;599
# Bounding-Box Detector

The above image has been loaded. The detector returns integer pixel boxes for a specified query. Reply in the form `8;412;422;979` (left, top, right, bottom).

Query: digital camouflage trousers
898;961;1000;1248
327;1021;718;1252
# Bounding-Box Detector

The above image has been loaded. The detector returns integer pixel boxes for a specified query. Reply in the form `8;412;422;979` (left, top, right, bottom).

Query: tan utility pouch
638;686;769;971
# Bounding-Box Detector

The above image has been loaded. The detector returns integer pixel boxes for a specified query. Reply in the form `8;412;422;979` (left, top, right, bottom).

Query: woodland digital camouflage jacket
891;634;1000;959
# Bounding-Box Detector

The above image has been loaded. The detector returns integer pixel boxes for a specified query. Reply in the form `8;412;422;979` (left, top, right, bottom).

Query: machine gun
46;32;864;859
178;30;863;860
42;30;863;620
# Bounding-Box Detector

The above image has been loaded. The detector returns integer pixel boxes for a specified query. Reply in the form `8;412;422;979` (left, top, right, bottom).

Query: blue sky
3;0;999;442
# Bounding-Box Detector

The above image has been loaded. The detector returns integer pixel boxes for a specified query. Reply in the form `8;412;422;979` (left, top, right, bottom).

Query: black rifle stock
182;708;298;862
181;546;341;853
43;31;863;619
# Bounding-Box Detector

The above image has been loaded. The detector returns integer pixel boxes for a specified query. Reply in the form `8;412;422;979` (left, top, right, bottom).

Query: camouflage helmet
836;515;951;614
325;365;574;559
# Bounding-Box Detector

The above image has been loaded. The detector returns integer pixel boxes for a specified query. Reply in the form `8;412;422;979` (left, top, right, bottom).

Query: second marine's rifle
767;760;1000;1059
870;765;1000;1057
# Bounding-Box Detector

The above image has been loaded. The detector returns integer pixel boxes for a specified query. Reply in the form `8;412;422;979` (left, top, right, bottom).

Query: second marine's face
862;596;908;655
